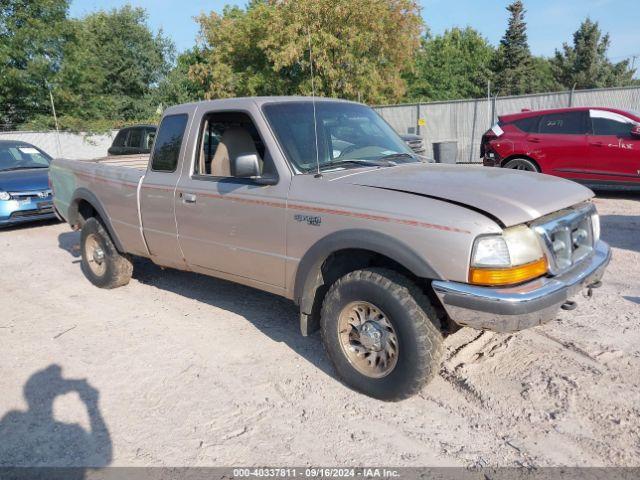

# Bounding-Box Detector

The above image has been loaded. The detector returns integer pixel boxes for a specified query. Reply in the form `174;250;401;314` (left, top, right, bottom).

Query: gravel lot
0;194;638;468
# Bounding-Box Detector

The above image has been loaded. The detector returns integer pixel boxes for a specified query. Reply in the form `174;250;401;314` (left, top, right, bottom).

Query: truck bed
86;154;149;171
50;154;150;257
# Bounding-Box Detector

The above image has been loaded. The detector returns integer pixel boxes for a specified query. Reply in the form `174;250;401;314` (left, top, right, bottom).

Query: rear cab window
128;128;144;149
151;114;189;172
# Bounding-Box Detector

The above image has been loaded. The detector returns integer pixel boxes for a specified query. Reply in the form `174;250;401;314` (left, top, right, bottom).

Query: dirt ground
0;194;638;468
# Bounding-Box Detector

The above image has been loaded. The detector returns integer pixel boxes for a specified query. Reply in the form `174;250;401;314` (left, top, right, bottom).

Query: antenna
308;28;321;177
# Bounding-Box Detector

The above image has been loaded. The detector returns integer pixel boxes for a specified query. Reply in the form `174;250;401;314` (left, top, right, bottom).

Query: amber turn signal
469;256;548;286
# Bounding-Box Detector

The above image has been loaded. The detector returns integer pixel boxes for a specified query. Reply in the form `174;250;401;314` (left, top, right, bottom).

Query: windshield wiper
376;153;415;162
318;159;394;171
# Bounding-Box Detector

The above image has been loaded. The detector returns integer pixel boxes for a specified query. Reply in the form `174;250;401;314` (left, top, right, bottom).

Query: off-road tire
320;268;444;401
503;157;540;172
80;217;133;289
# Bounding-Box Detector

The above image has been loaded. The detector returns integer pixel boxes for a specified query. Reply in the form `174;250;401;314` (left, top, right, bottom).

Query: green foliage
551;18;636;89
2;0;638;132
406;27;495;101
191;0;423;104
152;48;206;108
492;0;536;95
528;56;562;93
0;1;173;133
0;0;71;128
54;5;174;124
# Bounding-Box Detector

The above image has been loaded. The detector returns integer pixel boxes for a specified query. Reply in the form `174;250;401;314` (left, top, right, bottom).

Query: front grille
9;190;52;201
532;204;596;275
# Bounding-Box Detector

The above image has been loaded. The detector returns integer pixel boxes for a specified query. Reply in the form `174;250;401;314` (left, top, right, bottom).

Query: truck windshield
263;101;416;173
0;145;51;172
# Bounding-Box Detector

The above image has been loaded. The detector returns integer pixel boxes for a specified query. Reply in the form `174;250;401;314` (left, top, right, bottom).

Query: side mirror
631;125;640;138
231;154;278;185
233;154;261;178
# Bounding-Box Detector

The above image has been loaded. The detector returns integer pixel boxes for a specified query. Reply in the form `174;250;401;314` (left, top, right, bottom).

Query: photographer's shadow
0;365;111;478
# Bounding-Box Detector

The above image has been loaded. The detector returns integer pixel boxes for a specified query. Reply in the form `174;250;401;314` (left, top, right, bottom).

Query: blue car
0;140;57;227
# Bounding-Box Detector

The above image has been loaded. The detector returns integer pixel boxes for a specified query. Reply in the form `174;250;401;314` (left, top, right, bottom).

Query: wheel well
76;199;99;226
301;248;438;335
501;155;541;172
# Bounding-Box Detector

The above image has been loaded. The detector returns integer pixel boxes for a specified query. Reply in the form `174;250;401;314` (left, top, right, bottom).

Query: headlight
470;225;547;286
591;213;600;243
0;191;11;201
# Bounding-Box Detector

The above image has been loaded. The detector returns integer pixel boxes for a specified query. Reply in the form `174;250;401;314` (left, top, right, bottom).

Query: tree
52;5;174;126
191;0;423;104
492;0;535;95
406;27;495;101
0;0;71;129
528;56;562;93
152;48;206;108
551;18;636;89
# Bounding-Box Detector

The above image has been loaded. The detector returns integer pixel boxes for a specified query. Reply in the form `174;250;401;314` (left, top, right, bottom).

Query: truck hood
333;163;594;227
0;168;50;193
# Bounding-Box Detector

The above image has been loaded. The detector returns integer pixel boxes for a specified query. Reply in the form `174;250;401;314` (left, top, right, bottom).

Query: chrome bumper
432;241;611;332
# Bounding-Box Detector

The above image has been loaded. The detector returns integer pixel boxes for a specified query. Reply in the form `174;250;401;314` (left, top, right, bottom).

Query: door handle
589;141;604;147
529;137;541;143
181;192;197;204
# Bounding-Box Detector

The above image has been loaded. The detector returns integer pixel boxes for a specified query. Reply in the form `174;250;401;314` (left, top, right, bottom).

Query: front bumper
482;153;501;167
0;197;56;227
432;241;611;332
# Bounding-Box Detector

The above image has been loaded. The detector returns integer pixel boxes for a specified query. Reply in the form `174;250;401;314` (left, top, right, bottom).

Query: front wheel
503;157;540;172
80;217;133;289
320;268;444;401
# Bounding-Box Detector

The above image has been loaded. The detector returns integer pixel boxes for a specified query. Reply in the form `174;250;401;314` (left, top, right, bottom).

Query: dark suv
108;125;157;156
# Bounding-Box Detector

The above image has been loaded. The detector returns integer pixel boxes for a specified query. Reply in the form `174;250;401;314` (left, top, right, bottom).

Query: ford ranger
49;97;611;400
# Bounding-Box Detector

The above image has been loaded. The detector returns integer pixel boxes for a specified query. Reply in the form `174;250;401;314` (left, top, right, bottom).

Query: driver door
174;109;289;289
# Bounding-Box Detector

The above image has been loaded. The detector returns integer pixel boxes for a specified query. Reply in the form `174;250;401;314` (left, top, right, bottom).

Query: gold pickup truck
50;97;610;400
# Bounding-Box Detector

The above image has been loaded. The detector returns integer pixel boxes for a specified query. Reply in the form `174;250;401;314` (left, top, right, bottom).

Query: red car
481;107;640;189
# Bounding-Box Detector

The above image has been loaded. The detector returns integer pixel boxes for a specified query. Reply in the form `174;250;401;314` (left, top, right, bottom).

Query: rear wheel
80;217;132;289
320;268;443;401
503;157;540;172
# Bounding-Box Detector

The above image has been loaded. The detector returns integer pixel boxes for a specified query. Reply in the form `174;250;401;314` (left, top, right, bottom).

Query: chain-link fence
375;85;640;163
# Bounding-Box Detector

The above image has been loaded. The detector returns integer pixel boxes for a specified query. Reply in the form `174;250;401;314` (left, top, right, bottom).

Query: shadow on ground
0;365;111;478
600;214;640;254
1;219;61;233
58;231;81;258
56;232;334;380
623;296;640;305
594;191;640;200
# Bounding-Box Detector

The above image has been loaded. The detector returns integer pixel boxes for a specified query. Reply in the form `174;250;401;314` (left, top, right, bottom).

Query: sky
69;0;639;67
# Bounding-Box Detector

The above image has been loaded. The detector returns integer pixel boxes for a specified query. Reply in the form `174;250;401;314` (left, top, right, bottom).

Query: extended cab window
590;110;635;137
151;114;188;172
195;111;271;178
539;112;588;135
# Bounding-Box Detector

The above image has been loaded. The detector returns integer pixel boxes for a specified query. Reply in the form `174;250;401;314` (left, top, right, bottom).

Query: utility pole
487;80;491;128
47;84;62;157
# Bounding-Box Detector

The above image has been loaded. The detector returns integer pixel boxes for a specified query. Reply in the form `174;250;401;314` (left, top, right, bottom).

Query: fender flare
294;229;442;317
68;187;126;253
